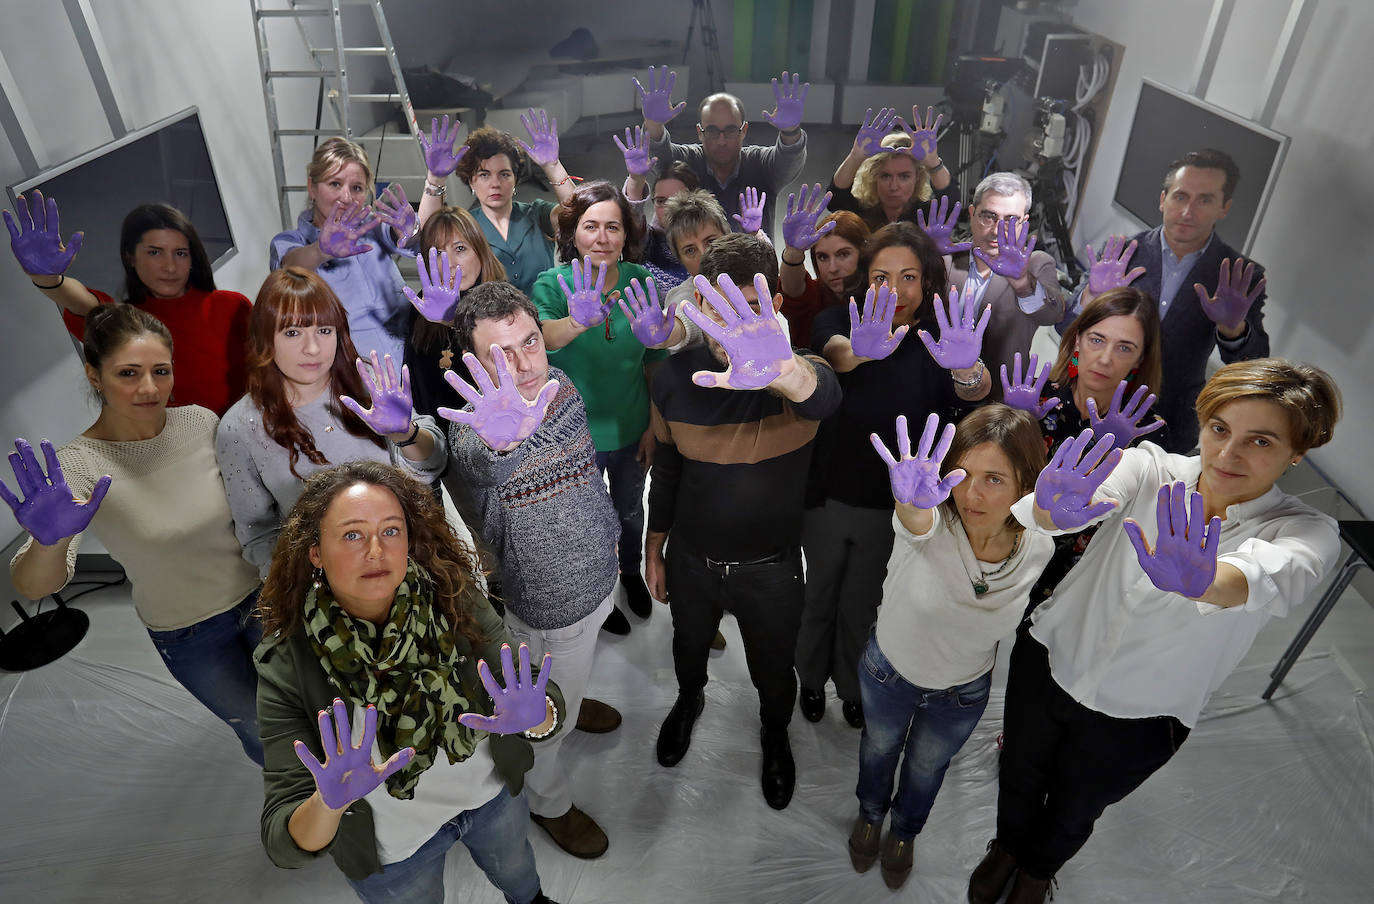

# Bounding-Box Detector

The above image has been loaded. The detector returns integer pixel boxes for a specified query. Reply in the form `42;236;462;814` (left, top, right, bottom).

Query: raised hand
762;71;808;132
1195;257;1265;331
0;438;110;547
1086;380;1165;452
634;66;686;124
1000;352;1061;418
918;285;990;371
848;284;908;361
1085;236;1145;295
457;643;554;735
318;201;379;259
557;257;612;328
781;184;834;252
373;184;417;246
870;413;966;509
733;187;766;233
438;347;559;452
972;217;1036;279
341;351;415;437
618;277;676;347
916;196;972;255
295;700;415;811
419;114;467;177
681;273;792;390
404;247;462;324
516;108;560;167
613;125;657;176
855;107;898;157
1124;482;1222;598
897;106;943;162
5;191;84;276
1035;428;1122;530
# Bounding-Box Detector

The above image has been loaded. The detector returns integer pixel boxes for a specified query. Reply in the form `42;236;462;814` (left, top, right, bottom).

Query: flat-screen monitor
7;107;235;297
1112;79;1288;255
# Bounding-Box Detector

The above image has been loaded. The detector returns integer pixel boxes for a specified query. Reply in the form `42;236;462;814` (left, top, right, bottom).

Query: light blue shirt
1157;230;1212;315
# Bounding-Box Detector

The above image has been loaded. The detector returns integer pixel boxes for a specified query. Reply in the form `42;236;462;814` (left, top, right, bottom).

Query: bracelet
928;159;946;171
951;359;985;388
524;695;558;739
32;275;65;290
393;423;421;447
550;174;583;187
422;180;446;198
781;254;806;267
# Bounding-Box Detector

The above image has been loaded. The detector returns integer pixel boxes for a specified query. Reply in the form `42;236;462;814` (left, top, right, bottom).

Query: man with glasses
635;66;808;238
949;172;1065;400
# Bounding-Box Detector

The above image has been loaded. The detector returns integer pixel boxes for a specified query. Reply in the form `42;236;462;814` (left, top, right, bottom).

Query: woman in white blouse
969;358;1343;904
850;404;1053;890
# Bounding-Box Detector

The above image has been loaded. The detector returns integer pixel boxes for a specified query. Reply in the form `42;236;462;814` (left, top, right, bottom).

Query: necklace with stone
971;530;1021;596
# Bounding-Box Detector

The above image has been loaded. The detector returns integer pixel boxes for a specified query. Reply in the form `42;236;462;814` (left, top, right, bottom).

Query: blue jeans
856;634;992;838
596;442;646;573
345;789;543;904
147;591;263;765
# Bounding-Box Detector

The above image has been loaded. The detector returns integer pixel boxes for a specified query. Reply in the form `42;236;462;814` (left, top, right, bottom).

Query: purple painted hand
972;217;1036;279
1086;380;1165;452
848;284;908;361
762;71;808;132
516;108;560;167
373;184;417;246
1124;482;1222;598
318;201;379;259
0;438;110;547
682;273;792;390
897;106;943;162
918;285;991;371
634;66;686;124
438;347;559;452
781;184;835;252
404;247;462;324
340;352;415;437
1034;428;1122;530
1195;257;1265;332
916;196;972;256
618;277;676;347
613;125;657;176
733;187;766;233
855;107;898;156
557;257;612;328
457;643;554;735
1085;235;1145;295
1000;352;1061;418
419;114;467;177
5;191;84;276
870;413;967;509
294;700;415;811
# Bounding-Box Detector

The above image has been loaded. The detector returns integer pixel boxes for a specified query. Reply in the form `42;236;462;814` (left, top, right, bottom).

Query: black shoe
968;839;1018;904
842;699;865;729
600;606;631;636
799;686;825;723
760;726;795;810
656;690;704;767
621;572;652;618
1006;870;1055;904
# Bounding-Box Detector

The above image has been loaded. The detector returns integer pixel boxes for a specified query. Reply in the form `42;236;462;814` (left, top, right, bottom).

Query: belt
701;547;795;574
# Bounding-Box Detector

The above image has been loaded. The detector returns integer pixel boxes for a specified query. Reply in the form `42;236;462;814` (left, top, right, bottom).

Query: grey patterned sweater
445;367;619;629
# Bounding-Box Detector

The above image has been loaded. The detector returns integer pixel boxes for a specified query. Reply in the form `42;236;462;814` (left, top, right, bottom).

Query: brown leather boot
530;804;609;859
1006;869;1055;903
575;698;622;733
968;839;1018;904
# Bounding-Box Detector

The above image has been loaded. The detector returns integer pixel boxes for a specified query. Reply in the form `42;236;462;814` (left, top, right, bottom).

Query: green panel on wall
890;0;914;83
785;0;814;76
869;0;956;84
868;0;896;82
735;0;755;82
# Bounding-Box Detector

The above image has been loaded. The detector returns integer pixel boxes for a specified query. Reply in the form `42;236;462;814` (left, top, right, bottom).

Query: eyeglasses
698;125;743;140
974;210;1026;227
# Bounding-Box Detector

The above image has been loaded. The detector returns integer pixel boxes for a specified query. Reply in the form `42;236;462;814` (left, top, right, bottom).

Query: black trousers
996;624;1190;879
665;539;805;730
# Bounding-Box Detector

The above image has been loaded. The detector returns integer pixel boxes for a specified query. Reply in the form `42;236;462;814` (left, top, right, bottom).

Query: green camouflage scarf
302;560;482;799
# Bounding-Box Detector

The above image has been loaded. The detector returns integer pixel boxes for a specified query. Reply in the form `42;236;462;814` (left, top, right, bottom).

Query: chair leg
1263;553;1364;699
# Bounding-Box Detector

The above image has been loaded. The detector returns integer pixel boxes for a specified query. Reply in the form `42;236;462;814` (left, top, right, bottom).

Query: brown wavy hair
247;267;383;478
455;127;529;186
859;222;949;330
411;206;507;354
258;461;486;645
1050;287;1163;396
555;180;644;264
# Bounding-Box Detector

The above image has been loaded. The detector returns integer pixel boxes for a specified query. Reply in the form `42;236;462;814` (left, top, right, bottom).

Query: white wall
1067;0;1374;516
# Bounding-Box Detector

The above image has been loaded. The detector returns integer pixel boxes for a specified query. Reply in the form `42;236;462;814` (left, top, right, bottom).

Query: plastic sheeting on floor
1;583;1371;903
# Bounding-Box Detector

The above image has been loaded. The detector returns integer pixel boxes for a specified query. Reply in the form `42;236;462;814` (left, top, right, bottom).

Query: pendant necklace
972;531;1021;596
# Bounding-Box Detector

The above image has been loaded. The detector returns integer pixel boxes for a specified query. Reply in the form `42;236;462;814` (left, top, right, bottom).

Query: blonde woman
829;106;957;231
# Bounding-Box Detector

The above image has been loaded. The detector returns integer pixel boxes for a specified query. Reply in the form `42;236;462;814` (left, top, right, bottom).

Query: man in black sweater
645;234;841;810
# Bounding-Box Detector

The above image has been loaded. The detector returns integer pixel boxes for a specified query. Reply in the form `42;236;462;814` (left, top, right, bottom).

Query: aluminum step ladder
250;0;424;228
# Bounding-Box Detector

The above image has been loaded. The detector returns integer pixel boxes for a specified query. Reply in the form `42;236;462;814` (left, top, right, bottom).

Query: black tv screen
1113;80;1288;254
7;107;235;297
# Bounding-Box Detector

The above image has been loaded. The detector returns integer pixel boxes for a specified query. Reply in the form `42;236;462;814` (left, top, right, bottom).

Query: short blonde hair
305;137;375;207
1195;358;1341;454
852;133;931;209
